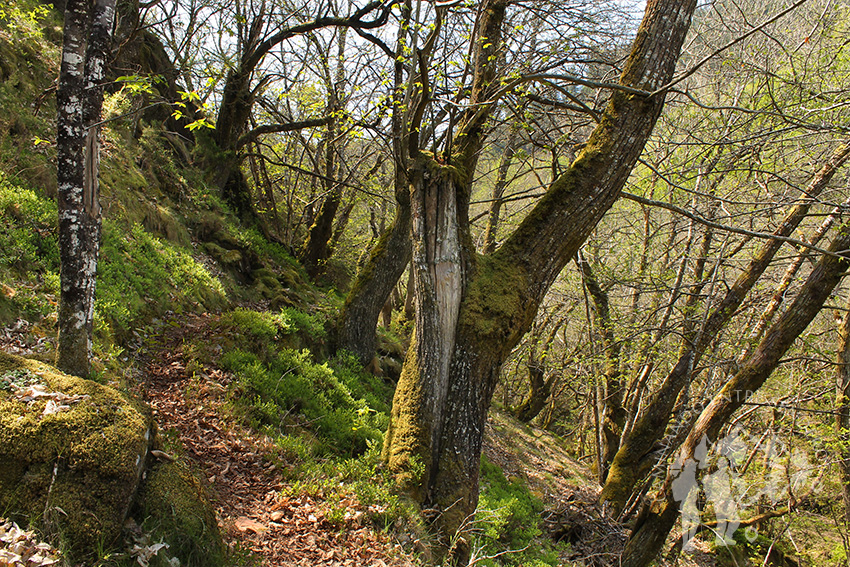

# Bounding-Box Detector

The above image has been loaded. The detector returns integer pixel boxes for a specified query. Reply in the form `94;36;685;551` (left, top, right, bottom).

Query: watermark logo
669;425;812;550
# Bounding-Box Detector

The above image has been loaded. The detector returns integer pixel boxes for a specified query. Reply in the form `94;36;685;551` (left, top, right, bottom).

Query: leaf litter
0;519;61;567
137;313;416;567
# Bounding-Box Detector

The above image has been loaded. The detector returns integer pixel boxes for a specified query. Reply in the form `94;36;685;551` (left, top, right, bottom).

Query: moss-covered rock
252;267;283;299
134;458;226;567
0;351;152;560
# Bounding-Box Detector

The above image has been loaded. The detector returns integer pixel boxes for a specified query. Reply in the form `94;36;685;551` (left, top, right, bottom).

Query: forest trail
136;313;415;567
0;313;718;567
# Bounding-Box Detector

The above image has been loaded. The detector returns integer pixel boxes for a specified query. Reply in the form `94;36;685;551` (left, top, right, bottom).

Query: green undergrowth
287;442;422;533
473;457;562;567
198;307;424;542
221;346;390;457
97;222;228;339
713;527;798;567
0;171;230;343
0;174;60;325
0;0;59;195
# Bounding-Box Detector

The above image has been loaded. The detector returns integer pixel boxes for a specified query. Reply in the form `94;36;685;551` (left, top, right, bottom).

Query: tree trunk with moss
576;252;626;482
514;362;550;423
56;0;116;377
837;293;850;524
620;222;850;567
335;195;411;365
383;0;697;561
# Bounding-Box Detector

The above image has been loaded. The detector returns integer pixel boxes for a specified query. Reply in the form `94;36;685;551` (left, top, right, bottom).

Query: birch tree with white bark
56;0;117;377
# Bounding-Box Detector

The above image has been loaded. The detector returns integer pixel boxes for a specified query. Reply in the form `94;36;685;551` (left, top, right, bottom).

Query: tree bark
620;222;850;567
335;196;411;365
739;193;850;364
383;0;698;561
56;0;116;377
837;292;850;524
602;141;850;513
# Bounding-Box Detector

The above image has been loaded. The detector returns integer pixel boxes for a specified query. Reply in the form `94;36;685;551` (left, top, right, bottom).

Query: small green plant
0;368;38;390
473;457;558;566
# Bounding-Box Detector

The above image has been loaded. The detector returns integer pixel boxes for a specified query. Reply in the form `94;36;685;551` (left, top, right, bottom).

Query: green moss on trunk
383;342;429;498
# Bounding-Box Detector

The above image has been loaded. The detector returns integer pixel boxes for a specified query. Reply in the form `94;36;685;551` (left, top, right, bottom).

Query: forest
0;0;849;565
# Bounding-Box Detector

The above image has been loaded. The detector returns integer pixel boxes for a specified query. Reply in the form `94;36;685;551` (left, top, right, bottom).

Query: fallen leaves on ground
139;313;416;567
10;383;90;415
0;519;61;567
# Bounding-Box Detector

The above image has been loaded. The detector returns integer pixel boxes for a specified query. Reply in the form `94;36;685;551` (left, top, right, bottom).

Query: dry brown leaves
0;519;61;567
139;313;415;567
227;492;415;567
0;319;53;357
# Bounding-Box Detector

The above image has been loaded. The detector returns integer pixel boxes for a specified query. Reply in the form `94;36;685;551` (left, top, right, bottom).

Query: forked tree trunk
620;223;850;567
383;0;698;561
56;0;116;377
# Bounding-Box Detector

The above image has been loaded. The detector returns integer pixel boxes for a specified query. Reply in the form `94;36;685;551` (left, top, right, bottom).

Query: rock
0;351;152;562
133;457;226;566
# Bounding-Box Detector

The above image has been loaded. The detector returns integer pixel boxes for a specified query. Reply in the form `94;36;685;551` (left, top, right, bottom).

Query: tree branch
620;191;848;259
236;117;333;149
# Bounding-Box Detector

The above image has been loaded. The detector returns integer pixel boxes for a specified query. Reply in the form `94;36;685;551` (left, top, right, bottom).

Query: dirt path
137;313;415;567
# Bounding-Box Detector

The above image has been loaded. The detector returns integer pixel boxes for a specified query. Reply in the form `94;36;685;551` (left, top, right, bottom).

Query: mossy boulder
134;458;226;567
203;242;242;266
252;267;283;299
0;351;152;560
